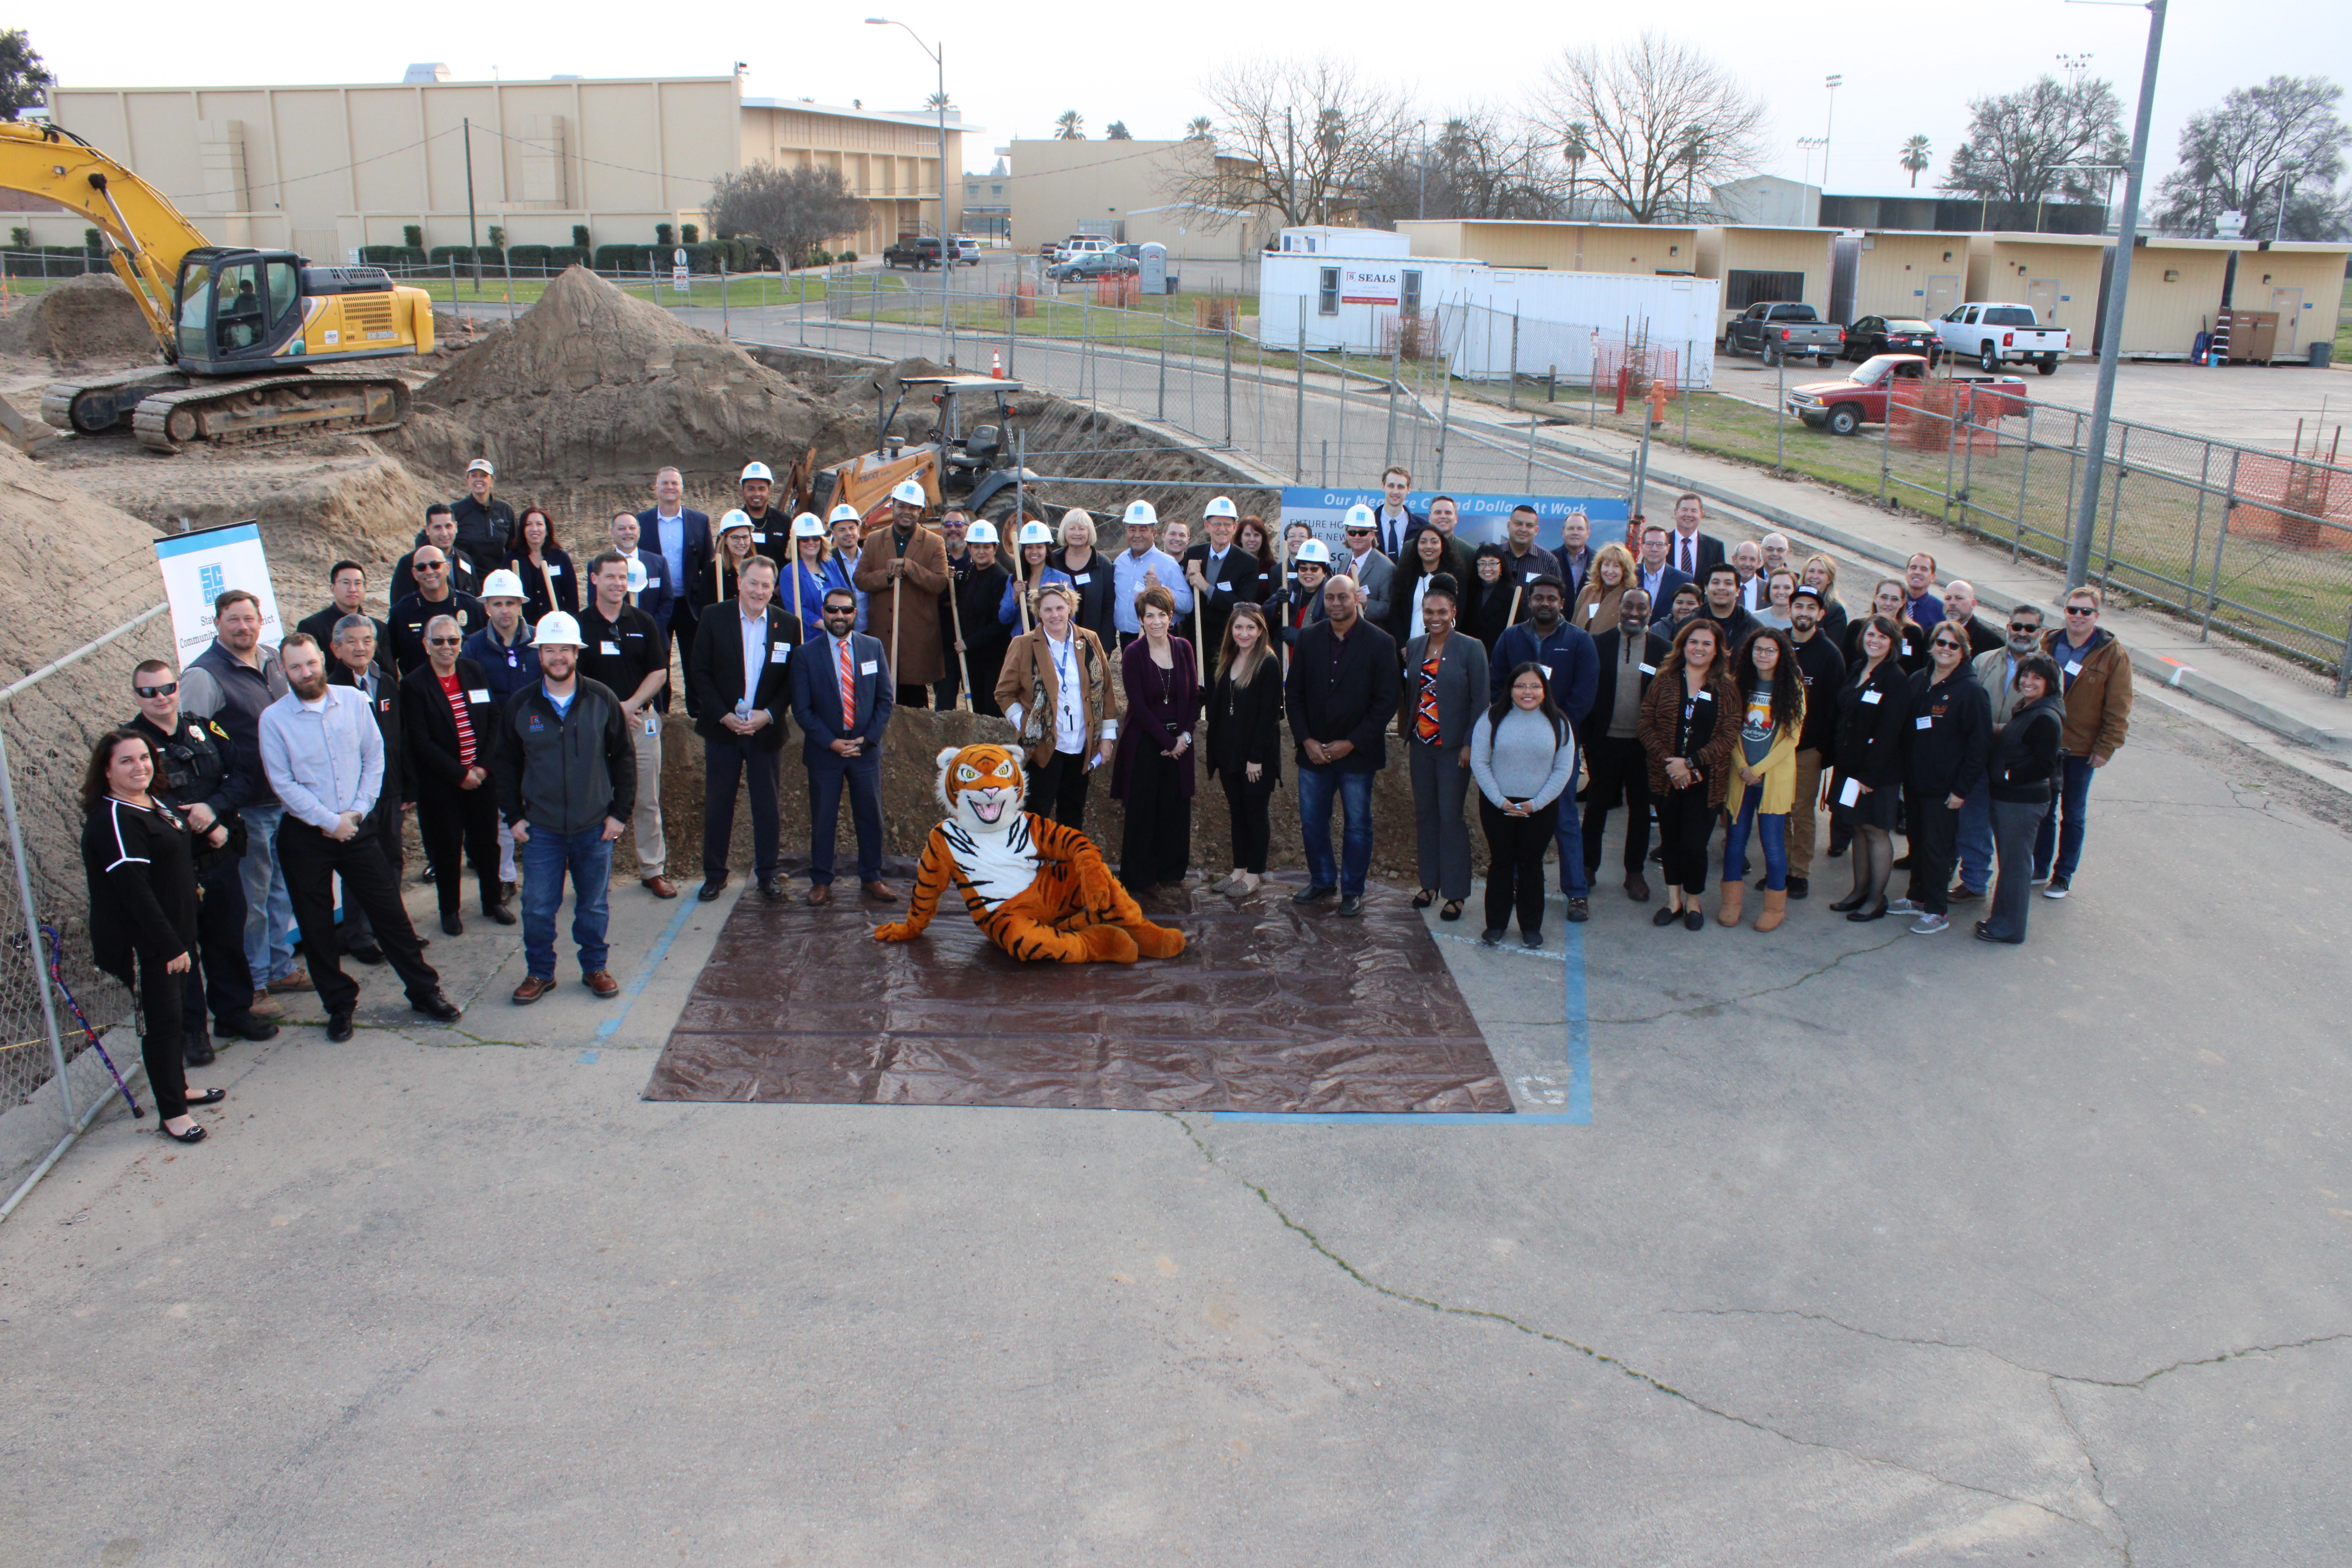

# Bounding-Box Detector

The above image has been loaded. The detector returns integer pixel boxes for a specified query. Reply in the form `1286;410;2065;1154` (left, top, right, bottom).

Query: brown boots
1716;880;1744;926
1755;889;1788;932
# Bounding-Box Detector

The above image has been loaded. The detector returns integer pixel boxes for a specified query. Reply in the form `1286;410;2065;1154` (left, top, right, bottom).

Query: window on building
1318;267;1340;316
1724;269;1807;311
1402;270;1422;313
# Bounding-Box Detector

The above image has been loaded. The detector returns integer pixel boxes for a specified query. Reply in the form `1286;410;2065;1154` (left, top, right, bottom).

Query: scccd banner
155;521;284;665
1276;488;1628;550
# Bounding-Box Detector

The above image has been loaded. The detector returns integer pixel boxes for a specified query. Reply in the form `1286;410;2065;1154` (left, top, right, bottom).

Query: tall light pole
1417;119;1429;222
1796;136;1826;187
2067;0;2166;592
867;18;950;250
1822;74;1843;191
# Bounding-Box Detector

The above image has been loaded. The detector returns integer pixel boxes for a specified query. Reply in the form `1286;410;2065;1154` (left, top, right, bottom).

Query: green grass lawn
409;272;837;311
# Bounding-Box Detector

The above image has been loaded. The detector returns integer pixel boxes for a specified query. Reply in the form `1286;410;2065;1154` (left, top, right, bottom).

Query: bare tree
1530;35;1765;223
1054;110;1085;141
1354;109;1566;227
1941;76;2126;204
1900;135;1932;188
2155;76;2349;239
1165;57;1415;227
704;164;871;270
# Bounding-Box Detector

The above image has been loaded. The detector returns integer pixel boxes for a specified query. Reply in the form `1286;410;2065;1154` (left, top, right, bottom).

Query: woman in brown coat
1569;543;1636;634
994;583;1123;830
1639;618;1739;930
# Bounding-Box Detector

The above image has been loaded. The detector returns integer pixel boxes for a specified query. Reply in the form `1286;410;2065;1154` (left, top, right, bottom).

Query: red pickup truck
1784;354;2031;436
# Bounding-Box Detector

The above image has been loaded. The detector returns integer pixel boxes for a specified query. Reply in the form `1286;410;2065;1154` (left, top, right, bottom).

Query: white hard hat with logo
790;512;826;538
1293;538;1332;565
535;610;583;648
1343;502;1378;531
963;519;999;545
1122;499;1158;529
740;461;774;484
829;502;865;525
479;569;525;600
718;508;754;535
1017;520;1054;545
891;478;927;507
1204;495;1238;519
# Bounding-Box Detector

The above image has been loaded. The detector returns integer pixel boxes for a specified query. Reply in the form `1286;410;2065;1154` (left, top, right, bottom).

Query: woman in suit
1719;628;1804;932
400;631;509;935
80;729;223;1144
694;512;765;616
1207;602;1282;897
1236;516;1279;605
1569;543;1636;634
1387;524;1472;646
1827;613;1915;921
1396;575;1489;920
508;506;577;621
1896;620;1993;935
1462;543;1518;652
1469;663;1577;949
997;518;1056;634
780;514;832;639
1639;618;1739;930
1110;584;1200;894
1978;655;2065;945
1047;508;1118;646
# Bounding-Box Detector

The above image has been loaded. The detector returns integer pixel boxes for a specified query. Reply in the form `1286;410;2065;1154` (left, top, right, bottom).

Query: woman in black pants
1207;603;1282;896
1469;664;1577;948
1638;619;1738;930
1979;656;2065;945
1894;623;1991;935
80;729;224;1145
1827;615;1914;920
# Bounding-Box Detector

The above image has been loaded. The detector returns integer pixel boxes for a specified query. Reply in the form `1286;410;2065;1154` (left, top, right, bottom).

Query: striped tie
837;638;857;730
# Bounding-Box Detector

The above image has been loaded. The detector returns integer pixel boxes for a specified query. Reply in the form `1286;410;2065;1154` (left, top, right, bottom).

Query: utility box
2217;308;2279;364
1138;242;1170;296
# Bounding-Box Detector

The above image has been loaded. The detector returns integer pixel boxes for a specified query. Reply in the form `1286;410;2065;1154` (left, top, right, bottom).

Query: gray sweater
1469;706;1576;809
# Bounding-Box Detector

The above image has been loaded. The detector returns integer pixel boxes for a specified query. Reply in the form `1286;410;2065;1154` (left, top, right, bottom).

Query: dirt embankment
0;273;159;367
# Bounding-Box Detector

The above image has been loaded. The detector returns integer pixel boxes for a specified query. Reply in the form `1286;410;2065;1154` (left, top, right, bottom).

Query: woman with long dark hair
80;729;224;1144
1719;628;1805;932
1235;515;1278;603
508;506;577;620
1206;602;1282;896
1827;614;1915;920
1469;663;1576;949
1895;619;1993;935
1639;619;1739;930
1388;524;1472;645
1109;583;1200;894
997;518;1056;634
1462;543;1518;651
1845;577;1928;671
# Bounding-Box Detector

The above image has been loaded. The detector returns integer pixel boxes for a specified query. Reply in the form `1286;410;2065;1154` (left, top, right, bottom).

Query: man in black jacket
687;556;801;903
326;614;412;963
1581;590;1670;901
388;548;488;675
400;615;511;935
297;561;391;673
1284;574;1398;917
1182;496;1262;657
1697;563;1763;653
493;611;635;1003
451;459;517;563
393;505;484;602
1783;587;1848;899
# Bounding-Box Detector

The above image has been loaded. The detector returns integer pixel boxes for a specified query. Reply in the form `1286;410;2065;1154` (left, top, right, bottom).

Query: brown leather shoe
642;875;678;899
265;966;312;994
584;969;620;998
806;882;832;906
861;880;900;903
512;975;557;1005
247;990;285;1019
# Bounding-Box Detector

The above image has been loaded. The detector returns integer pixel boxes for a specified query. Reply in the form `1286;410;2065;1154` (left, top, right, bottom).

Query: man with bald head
1939;580;2002;656
387;545;486;676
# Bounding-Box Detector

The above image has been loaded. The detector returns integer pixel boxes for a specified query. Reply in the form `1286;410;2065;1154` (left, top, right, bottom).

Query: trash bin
2310;341;2334;368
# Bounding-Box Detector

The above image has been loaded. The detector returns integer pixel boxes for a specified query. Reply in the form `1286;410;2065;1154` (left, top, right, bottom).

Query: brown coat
1638;665;1740;808
995;625;1123;768
853;521;953;685
2040;626;2132;758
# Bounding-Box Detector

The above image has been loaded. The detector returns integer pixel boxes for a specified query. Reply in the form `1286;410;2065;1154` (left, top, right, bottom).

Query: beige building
39;73;973;262
1964;233;2110;344
1007;138;1275;260
1695;226;1837;337
1851;232;1975;321
1398;220;1700;277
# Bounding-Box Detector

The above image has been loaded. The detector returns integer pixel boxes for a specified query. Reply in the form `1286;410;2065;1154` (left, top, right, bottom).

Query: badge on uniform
601;641;621;655
769;645;790;664
467;688;490;703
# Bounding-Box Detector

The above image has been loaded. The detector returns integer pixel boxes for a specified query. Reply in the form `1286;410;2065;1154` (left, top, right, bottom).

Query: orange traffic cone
990;351;1004;379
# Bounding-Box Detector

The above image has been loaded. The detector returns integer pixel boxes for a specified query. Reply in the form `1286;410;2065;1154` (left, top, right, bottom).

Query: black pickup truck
883;235;946;271
1723;302;1845;367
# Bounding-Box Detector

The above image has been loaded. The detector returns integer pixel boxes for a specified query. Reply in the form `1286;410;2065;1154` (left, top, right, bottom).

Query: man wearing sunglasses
2034;586;2132;899
126;660;280;1064
388;546;486;677
400;615;514;935
1952;605;2046;902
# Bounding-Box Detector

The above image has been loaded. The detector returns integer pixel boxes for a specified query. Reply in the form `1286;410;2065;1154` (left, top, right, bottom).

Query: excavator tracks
41;367;190;435
128;374;412;453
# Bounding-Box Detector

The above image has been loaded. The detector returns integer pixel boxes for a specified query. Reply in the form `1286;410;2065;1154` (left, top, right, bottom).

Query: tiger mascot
873;743;1186;963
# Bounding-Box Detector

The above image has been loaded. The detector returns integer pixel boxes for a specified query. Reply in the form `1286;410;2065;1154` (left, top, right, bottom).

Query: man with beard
1779;586;1847;899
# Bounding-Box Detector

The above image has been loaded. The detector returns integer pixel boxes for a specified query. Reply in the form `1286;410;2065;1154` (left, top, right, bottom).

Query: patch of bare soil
0;273;159;365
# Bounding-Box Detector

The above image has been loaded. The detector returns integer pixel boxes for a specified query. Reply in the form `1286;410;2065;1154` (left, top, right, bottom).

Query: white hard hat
534;610;584;648
739;461;774;484
479;568;525;600
1122;499;1158;529
1204;495;1238;519
1018;520;1055;545
829;502;865;525
718;508;754;535
891;478;926;507
1294;538;1332;565
1343;502;1378;531
626;556;648;594
791;512;827;538
963;518;999;545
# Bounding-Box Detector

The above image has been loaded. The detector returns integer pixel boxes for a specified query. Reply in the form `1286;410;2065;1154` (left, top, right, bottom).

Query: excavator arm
0;120;213;361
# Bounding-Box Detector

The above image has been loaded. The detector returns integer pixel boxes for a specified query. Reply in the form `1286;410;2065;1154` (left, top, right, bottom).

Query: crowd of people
81;456;2132;1143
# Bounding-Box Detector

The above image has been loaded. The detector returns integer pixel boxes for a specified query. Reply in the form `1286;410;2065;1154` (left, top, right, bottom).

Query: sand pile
0;273;160;366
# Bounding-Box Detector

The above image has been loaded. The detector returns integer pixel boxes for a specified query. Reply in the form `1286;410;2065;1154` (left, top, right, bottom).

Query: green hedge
592;240;759;276
426;246;505;269
358;244;428;268
3;247;102;277
505;245;592;272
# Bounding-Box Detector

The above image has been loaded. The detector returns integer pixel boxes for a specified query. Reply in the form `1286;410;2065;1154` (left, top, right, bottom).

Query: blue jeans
237;802;296;985
520;825;613;979
1721;783;1789;891
1955;777;1994;893
1553;782;1587;897
1296;765;1374;897
2032;755;2097;881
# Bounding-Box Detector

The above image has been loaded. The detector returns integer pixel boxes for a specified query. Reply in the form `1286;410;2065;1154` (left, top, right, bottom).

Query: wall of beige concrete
1401;220;1699;277
1006;139;1271;260
1853;233;1973;321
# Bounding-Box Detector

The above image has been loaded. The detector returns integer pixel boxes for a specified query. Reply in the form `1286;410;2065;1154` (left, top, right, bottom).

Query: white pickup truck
1935;303;2070;375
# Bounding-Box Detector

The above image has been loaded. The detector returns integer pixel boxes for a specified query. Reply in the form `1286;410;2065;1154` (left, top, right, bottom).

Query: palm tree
1184;116;1213;142
925;90;952;112
1900;135;1932;189
1563;122;1591;215
1054;109;1084;141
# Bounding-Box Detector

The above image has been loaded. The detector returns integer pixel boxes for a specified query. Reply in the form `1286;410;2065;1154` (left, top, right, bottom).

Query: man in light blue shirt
1109;499;1193;646
259;632;460;1039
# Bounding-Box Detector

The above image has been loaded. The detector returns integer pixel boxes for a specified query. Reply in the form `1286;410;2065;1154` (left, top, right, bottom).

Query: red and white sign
1338;266;1402;306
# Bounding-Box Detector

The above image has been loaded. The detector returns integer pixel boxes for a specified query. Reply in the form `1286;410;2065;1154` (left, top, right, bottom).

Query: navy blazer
688;602;803;751
789;630;895;756
1637;564;1696;626
632;509;713;638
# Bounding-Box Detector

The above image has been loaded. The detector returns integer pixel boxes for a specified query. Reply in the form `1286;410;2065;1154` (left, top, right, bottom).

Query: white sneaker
1886;898;1920;915
1910;913;1949;935
2043;876;2072;899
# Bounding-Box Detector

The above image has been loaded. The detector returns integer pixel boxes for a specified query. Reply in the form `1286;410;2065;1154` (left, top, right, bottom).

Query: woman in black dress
1461;543;1518;652
80;729;224;1144
1827;615;1915;920
1109;584;1201;895
507;506;577;621
1206;602;1283;897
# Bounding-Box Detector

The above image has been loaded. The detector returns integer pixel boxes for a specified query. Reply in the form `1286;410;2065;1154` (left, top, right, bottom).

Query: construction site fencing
0;605;176;1218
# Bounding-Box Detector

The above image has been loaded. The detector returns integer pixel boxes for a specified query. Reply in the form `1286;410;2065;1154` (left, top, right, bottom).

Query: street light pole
868;18;952;253
2067;0;2167;592
1417;120;1428;222
1822;74;1842;192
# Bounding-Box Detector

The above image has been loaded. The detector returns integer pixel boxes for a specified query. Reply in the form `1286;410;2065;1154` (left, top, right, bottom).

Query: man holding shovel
854;478;952;710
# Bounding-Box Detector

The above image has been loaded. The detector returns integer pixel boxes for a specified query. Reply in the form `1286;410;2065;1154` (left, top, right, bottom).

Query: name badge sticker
1073;573;1092;584
1915;715;1933;730
1862;690;1883;705
1839;776;1862;806
466;688;490;703
1638;663;1657;675
860;660;878;675
548;564;563;576
770;646;791;664
600;641;621;655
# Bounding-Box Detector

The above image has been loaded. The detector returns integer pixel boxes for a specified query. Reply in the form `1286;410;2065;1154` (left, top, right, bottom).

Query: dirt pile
0;273;159;366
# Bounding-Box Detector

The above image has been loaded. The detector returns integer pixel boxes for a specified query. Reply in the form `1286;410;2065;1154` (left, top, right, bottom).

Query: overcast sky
29;1;2352;200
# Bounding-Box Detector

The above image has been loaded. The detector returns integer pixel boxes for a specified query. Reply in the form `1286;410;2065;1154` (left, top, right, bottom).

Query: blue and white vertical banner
1275;488;1628;551
154;521;284;665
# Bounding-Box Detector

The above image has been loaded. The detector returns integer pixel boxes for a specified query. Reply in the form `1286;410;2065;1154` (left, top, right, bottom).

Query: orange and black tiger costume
873;743;1186;963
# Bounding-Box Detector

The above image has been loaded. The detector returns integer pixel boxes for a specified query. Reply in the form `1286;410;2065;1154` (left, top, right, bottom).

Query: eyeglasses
2007;622;2040;632
427;636;462;646
1930;640;1965;652
416;562;446;571
134;681;178;699
2064;605;2097;616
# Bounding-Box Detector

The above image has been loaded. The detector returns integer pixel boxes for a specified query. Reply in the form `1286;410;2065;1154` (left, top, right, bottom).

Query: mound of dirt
0;273;159;367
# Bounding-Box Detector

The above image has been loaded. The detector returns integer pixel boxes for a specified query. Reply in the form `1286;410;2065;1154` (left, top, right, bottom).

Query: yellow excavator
4;121;434;452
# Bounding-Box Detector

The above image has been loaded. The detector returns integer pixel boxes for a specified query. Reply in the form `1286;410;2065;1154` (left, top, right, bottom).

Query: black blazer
329;660;411;815
1583;626;1671;746
1832;656;1913;789
507;547;579;622
635;508;715;641
1183;542;1266;648
297;606;392;676
687;600;803;750
1285;617;1400;772
399;656;499;792
1046;547;1119;645
1905;668;1992;798
1207;655;1283;792
1663;530;1725;581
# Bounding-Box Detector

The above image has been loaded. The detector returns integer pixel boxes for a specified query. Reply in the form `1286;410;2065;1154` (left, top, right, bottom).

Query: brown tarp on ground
645;878;1511;1114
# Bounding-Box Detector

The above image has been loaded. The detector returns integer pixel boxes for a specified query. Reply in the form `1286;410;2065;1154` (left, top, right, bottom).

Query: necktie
836;638;857;730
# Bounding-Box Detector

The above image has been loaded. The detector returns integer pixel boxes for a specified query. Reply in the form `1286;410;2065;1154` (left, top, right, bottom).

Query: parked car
1785;354;2030;436
1049;235;1113;264
950;234;981;266
1935;302;2069;374
1723;302;1845;367
1844;315;1942;366
1046;250;1141;283
883;235;947;271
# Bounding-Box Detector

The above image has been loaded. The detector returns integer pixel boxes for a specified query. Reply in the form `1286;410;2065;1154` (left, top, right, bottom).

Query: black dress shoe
185;1087;227;1106
1652;905;1680;927
221;1013;279;1042
326;1011;355;1042
698;876;729;903
1292;883;1338;905
1337;894;1364;917
161;1121;208;1144
182;1031;215;1068
347;942;386;965
1683;906;1704;931
440;912;463;936
1828;890;1865;912
1845;903;1889;922
1786;877;1809;900
410;992;463;1023
759;877;786;903
486;900;518;926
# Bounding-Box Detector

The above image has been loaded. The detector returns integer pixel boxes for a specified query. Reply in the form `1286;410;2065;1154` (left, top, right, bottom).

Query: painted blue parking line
596;896;701;1039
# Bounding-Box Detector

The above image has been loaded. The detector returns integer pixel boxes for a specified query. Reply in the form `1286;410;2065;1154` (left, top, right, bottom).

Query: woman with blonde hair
1206;602;1282;896
1569;543;1636;631
1047;507;1117;644
1799;553;1848;645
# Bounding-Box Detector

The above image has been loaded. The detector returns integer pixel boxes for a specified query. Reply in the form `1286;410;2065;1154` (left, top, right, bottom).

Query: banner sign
1337;266;1403;306
1276;488;1628;550
155;521;283;665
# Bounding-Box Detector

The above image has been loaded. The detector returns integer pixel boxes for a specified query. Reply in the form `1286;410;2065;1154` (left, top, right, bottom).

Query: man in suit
688;556;802;903
1732;540;1767;611
1335;503;1396;628
400;613;511;935
789;587;897;904
636;466;713;707
325;614;410;964
298;562;391;674
1664;492;1725;583
605;513;676;649
1285;573;1399;918
1182;495;1262;656
1371;466;1423;560
1635;523;1693;622
1581;589;1670;901
1557;511;1596;602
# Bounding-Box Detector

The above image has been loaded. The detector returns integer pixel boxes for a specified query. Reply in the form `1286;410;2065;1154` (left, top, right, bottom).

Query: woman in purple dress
1110;584;1201;896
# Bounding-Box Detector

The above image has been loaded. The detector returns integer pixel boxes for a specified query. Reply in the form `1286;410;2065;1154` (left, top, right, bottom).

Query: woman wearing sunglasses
1892;623;1991;935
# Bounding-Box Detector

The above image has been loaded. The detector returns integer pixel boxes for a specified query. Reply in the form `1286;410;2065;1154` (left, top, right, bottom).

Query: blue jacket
819;555;870;635
463;622;542;705
1491;618;1600;729
788;629;894;755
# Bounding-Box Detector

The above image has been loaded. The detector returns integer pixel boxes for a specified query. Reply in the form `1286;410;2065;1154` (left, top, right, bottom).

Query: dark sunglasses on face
2008;622;2040;632
1932;639;1965;652
135;681;178;699
427;636;463;646
417;562;446;571
2064;605;2096;616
